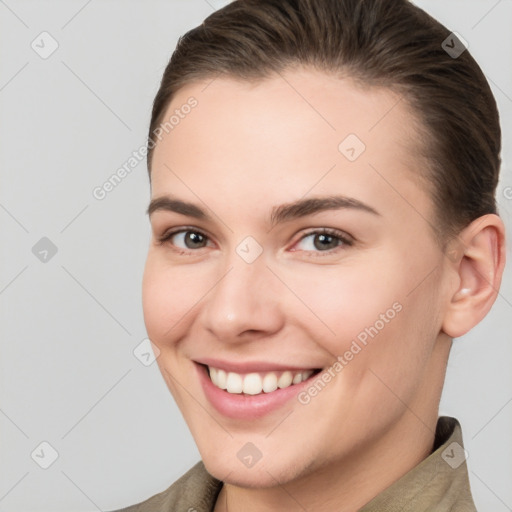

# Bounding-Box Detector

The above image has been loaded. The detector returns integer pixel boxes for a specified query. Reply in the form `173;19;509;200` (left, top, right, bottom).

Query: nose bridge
199;245;282;340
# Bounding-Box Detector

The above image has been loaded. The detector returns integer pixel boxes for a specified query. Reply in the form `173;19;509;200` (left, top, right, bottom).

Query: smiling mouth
204;365;322;395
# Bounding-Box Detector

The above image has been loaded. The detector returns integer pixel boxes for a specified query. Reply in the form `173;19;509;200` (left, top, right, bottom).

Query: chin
201;450;308;489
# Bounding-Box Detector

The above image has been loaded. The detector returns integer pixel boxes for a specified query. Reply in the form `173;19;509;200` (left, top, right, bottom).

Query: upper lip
194;357;320;374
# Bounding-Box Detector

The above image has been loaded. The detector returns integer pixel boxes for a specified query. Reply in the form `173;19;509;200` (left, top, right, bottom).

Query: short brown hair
147;0;501;248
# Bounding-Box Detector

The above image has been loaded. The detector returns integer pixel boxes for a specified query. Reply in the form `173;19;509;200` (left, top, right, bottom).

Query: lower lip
195;363;319;420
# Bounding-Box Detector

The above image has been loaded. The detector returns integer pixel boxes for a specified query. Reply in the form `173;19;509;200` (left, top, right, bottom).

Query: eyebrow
147;194;381;226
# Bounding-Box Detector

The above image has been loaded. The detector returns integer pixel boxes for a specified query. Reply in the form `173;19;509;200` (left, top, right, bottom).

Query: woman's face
142;68;454;486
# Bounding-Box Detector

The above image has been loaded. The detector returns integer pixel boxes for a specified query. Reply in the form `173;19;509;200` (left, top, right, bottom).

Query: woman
113;0;506;510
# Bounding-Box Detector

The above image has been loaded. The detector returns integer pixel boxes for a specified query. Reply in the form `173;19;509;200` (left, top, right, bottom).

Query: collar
360;416;476;511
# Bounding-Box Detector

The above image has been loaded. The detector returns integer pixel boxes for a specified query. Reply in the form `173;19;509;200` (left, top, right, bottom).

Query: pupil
186;232;205;248
314;233;337;251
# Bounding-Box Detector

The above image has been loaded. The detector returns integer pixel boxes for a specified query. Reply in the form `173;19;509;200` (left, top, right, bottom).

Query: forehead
150;68;432;226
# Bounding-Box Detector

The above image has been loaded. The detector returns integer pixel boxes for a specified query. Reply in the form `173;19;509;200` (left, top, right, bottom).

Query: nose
198;253;284;344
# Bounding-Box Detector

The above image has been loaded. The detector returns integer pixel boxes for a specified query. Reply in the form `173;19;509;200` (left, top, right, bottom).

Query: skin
142;67;506;512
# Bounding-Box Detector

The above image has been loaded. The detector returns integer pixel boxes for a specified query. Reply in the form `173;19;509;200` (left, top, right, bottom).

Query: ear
441;214;507;338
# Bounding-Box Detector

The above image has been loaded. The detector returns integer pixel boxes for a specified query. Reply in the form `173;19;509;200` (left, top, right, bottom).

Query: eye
157;228;213;253
292;228;353;255
157;227;354;256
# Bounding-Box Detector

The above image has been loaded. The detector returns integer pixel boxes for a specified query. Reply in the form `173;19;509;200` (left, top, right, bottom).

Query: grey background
1;0;511;510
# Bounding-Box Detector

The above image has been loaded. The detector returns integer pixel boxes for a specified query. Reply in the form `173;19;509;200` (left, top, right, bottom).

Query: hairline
147;67;450;251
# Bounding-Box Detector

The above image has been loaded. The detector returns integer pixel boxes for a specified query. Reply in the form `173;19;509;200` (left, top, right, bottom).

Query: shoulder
109;461;222;512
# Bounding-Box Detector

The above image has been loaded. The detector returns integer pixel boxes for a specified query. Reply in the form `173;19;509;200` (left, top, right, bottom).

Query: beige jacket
111;416;477;511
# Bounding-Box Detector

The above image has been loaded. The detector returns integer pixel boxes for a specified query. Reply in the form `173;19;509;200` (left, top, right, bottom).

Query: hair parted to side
147;0;501;248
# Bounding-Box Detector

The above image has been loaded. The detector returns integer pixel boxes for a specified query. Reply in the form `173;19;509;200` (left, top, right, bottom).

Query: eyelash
156;227;354;257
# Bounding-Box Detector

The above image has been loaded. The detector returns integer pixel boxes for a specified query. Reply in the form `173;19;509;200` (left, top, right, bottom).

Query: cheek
282;261;401;348
141;254;216;344
142;255;184;342
286;256;439;379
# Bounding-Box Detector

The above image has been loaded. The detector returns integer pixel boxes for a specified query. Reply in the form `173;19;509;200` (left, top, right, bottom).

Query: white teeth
243;373;262;395
292;373;303;384
262;373;278;393
208;366;316;395
217;369;227;389
302;370;314;381
277;371;293;389
226;372;243;393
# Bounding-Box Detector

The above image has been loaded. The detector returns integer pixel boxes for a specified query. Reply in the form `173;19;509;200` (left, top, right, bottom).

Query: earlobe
441;214;506;339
